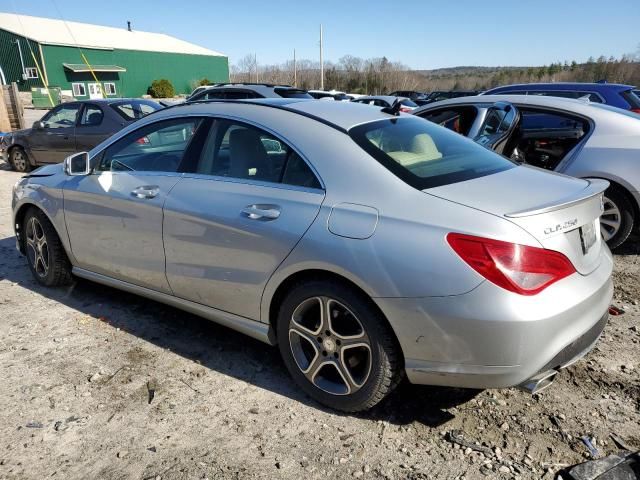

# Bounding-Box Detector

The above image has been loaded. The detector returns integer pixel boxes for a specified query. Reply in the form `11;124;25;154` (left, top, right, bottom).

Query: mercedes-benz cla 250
12;99;612;411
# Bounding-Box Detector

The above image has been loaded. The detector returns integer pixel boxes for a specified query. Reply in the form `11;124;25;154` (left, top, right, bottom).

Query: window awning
63;63;126;73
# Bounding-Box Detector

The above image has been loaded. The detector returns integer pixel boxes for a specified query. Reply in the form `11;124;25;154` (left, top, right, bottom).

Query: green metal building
0;12;229;100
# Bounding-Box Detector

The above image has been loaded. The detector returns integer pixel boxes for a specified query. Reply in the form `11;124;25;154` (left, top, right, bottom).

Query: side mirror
32;121;45;130
64;152;90;176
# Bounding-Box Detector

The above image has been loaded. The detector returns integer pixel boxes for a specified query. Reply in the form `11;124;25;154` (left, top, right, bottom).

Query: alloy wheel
12;150;27;171
600;196;621;242
25;217;49;278
288;296;372;396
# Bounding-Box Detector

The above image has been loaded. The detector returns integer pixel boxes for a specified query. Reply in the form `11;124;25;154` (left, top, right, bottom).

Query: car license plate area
579;221;597;255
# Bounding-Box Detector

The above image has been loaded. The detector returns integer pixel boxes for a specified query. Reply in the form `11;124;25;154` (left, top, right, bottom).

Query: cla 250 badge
544;219;578;235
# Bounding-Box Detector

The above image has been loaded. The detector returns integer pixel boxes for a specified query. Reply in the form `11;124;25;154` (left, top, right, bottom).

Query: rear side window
192;120;321;189
349;117;514;190
527;90;603;103
621;89;640;109
111;101;160;120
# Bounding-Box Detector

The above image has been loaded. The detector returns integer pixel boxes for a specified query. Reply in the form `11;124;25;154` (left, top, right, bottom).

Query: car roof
485;82;635;93
157;98;400;131
414;93;634;117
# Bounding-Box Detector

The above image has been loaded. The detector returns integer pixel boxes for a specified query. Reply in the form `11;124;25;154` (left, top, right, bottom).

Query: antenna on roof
127;21;132;32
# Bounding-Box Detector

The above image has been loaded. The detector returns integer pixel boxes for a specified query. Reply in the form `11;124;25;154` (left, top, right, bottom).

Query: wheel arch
265;268;405;360
14;202;66;256
8;143;35;166
587;176;639;224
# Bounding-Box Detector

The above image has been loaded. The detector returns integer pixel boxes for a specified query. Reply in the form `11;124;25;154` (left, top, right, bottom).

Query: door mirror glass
64;151;90;175
32;121;45;130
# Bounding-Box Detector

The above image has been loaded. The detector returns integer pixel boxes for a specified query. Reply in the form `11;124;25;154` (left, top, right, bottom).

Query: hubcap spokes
600;197;621;241
289;296;372;396
25;217;49;277
14;152;26;170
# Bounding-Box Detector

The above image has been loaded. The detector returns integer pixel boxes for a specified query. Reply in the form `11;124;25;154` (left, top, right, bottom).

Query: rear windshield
621;89;640;109
274;88;313;99
111;100;160;120
400;99;418;107
349;116;515;189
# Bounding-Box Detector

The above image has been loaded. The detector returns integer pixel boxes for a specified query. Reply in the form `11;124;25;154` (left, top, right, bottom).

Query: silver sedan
413;94;640;249
12;99;612;411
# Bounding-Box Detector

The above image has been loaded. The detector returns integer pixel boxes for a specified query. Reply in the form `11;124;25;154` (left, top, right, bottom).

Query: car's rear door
63;116;206;292
163;118;325;320
74;103;113;152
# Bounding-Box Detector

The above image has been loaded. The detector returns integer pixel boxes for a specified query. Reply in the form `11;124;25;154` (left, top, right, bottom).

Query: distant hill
414;66;531;77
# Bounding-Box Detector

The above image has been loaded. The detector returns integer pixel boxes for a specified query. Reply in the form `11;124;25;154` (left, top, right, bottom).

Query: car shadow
0;235;478;427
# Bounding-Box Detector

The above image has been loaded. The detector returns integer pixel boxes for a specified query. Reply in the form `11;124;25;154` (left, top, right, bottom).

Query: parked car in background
483;83;640;113
187;83;313;102
308;90;351;101
387;90;430;105
414;94;640;248
0;98;162;172
421;90;480;104
351;95;418;112
12;98;612;411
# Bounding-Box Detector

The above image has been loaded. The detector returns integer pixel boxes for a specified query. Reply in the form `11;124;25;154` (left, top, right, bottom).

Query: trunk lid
426;166;608;275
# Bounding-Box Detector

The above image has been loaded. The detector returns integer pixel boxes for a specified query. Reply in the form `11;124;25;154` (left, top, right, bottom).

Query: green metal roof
63;63;127;73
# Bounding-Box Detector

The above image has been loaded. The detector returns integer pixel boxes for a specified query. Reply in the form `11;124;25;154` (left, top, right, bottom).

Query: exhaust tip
519;370;558;395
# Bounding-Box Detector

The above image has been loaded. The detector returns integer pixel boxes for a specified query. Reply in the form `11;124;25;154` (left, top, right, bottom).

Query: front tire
277;280;402;412
10;147;32;173
23;208;72;286
601;186;634;250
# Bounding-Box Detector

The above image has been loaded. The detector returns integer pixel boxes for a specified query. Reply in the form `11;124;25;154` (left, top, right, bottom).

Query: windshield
349;116;515;189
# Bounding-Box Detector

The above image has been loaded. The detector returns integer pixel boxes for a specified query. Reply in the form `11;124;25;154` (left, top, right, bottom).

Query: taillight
136;136;150;145
630;108;640;114
400;107;412;113
446;233;575;295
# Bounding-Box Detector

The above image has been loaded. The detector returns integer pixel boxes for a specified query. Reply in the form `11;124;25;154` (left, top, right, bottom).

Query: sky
6;0;640;70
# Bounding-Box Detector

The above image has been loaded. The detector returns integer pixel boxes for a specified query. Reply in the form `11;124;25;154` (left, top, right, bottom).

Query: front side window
79;104;104;126
97;118;203;172
419;106;479;136
41;104;81;128
349;116;514;190
191;120;321;188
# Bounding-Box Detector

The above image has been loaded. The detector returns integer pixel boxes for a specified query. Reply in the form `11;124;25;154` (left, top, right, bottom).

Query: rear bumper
374;247;613;389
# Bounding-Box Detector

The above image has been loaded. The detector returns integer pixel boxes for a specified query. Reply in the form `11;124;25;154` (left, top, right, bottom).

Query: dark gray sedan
1;98;162;172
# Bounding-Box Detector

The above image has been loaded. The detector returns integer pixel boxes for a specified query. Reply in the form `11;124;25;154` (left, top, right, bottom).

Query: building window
104;83;117;96
72;83;86;97
24;67;38;79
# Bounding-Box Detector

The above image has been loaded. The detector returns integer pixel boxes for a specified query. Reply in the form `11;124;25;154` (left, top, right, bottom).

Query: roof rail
210;82;294;88
146;99;348;133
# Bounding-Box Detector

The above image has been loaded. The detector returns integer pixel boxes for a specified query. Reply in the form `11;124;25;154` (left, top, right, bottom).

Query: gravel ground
0;165;638;480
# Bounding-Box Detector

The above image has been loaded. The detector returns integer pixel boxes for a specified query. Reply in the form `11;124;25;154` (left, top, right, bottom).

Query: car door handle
131;185;160;199
241;204;281;220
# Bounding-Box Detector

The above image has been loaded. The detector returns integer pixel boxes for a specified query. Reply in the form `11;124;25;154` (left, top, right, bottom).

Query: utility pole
319;24;324;90
293;48;297;87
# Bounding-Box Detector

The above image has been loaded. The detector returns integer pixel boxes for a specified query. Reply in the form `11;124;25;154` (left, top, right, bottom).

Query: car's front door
74;103;112;151
63;117;205;292
29;103;80;164
163;118;325;320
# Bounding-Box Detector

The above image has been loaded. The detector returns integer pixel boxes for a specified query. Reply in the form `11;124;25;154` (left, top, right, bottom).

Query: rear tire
10;147;32;173
23;208;73;286
277;280;402;412
601;186;634;250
